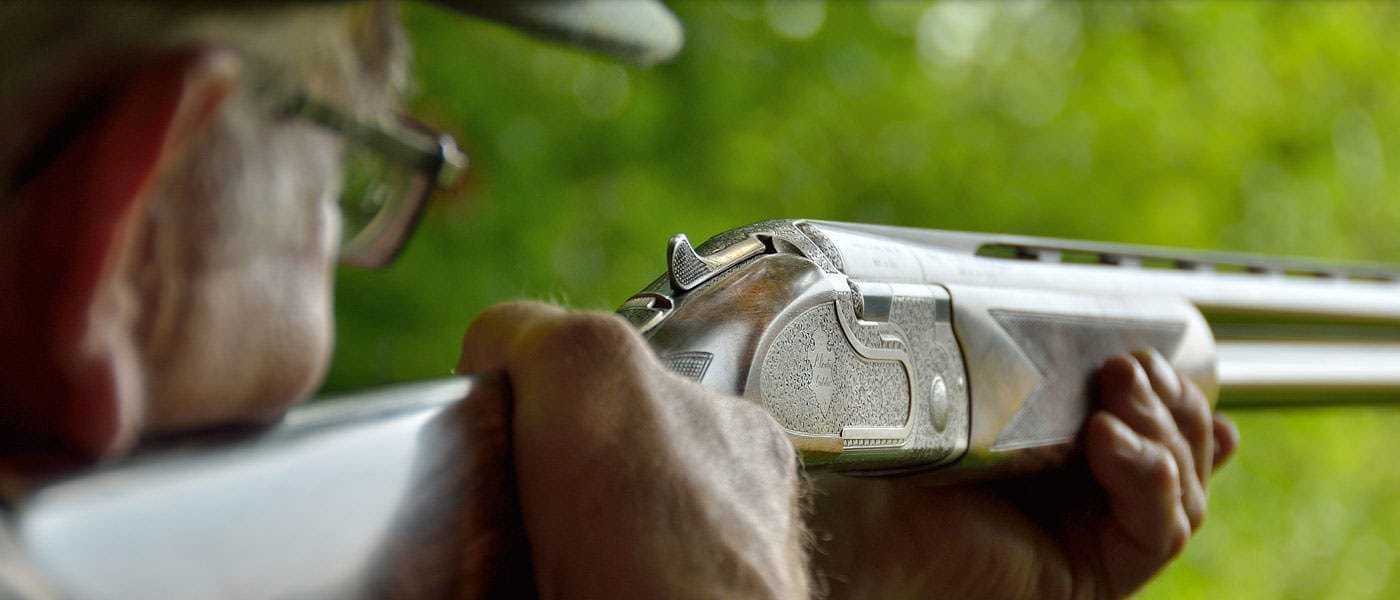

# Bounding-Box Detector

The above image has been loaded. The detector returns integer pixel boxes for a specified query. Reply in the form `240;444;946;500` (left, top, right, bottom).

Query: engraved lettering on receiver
810;328;837;410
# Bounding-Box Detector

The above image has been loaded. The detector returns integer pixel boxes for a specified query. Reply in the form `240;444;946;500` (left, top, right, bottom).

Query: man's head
0;3;408;459
0;0;681;461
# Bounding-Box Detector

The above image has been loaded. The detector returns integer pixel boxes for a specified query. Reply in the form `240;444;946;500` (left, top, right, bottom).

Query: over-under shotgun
6;220;1399;597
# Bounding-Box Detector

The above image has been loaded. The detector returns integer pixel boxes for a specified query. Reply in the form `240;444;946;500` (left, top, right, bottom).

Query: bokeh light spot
765;0;827;41
572;63;632;120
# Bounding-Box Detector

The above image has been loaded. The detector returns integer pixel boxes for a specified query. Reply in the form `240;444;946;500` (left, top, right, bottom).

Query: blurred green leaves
327;2;1399;597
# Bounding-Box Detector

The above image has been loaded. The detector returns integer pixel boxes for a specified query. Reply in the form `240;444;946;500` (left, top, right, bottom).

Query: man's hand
809;349;1240;599
457;302;1236;599
457;301;810;599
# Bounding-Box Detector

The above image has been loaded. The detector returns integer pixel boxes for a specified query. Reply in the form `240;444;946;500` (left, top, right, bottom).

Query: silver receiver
626;221;975;473
621;219;1400;478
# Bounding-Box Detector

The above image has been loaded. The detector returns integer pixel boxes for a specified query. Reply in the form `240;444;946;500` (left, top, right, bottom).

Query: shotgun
5;219;1398;598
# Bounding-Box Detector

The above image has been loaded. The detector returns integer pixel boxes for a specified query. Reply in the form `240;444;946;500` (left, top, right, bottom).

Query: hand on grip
809;348;1239;600
456;301;809;599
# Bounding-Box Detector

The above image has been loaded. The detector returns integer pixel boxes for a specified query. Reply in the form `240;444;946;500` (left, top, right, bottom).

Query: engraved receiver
619;220;1400;478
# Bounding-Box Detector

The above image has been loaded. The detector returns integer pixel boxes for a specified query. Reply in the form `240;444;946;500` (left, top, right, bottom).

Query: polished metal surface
10;378;475;599
617;292;673;332
636;228;973;471
808;220;1400;334
1218;342;1400;388
1217;341;1400;407
666;233;766;292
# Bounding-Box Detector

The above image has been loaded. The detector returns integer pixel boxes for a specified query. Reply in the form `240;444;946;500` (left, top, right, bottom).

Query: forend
620;219;1400;477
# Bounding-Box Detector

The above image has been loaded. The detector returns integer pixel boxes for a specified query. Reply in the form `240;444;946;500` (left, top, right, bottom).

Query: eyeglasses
258;76;467;269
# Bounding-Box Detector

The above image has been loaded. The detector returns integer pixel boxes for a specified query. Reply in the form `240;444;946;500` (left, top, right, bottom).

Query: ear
0;48;241;460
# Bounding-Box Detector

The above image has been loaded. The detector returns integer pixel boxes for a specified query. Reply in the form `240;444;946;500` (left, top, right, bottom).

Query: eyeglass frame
257;74;468;269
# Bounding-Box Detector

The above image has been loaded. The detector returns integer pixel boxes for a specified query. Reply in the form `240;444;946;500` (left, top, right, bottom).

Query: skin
1;35;1237;600
457;302;810;598
0;48;337;461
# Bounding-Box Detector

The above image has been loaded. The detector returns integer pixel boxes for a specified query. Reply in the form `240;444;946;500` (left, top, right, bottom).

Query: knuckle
561;311;638;345
738;397;789;439
1189;500;1208;530
1166;514;1192;558
1098;354;1138;390
767;435;800;483
1143;443;1181;489
1106;352;1138;372
1181;478;1207;525
762;414;798;462
1177;389;1213;441
1129;348;1163;381
461;300;562;356
1136;348;1184;397
529;311;646;363
461;305;508;345
1129;348;1156;363
470;300;549;331
1168;435;1197;470
761;429;800;485
727;399;798;474
1126;358;1153;393
1180;407;1212;450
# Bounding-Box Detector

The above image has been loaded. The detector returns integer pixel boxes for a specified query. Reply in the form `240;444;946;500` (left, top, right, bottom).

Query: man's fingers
1084;412;1192;561
1131;349;1214;485
456;301;568;375
1130;348;1181;401
1098;354;1207;529
1211;414;1240;471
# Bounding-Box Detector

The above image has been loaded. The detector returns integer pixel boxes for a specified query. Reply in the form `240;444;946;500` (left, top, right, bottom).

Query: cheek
135;123;343;433
140;255;336;433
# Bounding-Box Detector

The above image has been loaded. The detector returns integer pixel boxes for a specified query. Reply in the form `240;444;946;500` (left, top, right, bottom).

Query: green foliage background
328;2;1399;597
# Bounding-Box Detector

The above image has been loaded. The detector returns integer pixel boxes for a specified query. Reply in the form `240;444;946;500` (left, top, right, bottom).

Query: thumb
456;301;568;375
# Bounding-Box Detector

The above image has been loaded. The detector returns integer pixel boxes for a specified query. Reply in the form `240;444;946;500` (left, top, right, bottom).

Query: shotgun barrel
819;222;1400;410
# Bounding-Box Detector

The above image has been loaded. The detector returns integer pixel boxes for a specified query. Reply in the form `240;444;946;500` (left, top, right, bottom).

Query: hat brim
438;0;683;66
